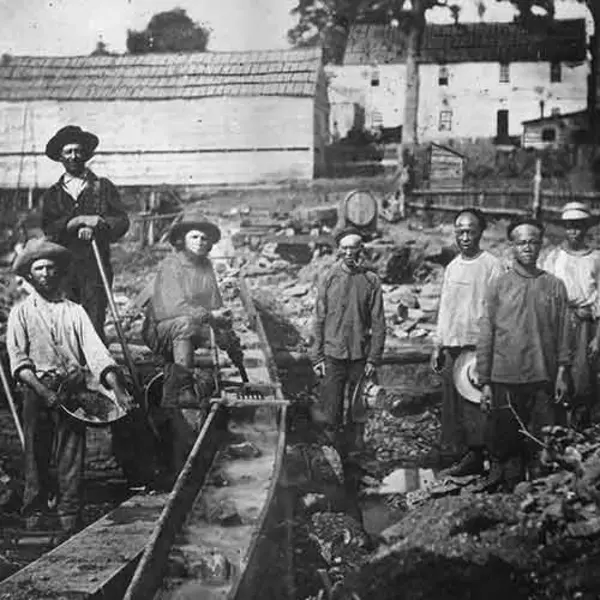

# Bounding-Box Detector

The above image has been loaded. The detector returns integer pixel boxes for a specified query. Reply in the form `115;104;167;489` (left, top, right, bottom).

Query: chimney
539;100;545;118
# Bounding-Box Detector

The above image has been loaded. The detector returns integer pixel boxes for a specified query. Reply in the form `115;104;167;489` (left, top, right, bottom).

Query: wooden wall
0;96;317;187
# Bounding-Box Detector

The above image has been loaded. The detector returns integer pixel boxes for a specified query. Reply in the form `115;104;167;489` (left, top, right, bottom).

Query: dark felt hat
45;125;99;162
168;212;222;246
333;226;364;246
12;238;71;277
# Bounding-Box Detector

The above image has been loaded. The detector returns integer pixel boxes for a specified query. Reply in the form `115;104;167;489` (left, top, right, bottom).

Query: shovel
91;238;159;438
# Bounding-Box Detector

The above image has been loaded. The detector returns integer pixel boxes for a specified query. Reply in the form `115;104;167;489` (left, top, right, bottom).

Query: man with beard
311;226;386;455
541;202;600;426
431;208;502;475
477;217;571;491
40;125;150;488
143;213;244;479
6;239;134;537
41;125;129;342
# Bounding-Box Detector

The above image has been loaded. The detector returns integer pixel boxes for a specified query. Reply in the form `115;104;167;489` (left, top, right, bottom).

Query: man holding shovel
311;226;386;456
6;239;133;538
40;125;152;488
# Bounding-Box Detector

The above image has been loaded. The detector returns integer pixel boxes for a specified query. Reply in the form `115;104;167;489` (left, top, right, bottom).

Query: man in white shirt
7;239;133;537
431;208;502;475
541;202;600;426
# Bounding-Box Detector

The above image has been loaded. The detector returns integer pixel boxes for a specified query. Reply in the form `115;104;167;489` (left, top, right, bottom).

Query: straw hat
560;202;594;224
12;238;71;277
45;125;99;162
168;212;221;246
452;350;483;404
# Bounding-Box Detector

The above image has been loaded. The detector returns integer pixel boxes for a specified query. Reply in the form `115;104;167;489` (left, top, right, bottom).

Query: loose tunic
434;251;502;348
312;263;386;366
477;266;571;386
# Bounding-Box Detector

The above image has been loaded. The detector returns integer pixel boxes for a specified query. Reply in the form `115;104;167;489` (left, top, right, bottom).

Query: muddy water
361;467;436;536
156;418;279;600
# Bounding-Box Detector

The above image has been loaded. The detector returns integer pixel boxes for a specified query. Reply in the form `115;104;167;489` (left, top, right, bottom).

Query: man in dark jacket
41;125;130;342
312;226;386;455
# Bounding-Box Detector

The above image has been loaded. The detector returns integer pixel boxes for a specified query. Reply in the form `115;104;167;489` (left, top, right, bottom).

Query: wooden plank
123;404;228;600
0;491;171;600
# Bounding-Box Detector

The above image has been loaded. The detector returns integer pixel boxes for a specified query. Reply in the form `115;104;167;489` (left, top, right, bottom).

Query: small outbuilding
0;47;328;187
424;143;466;189
521;110;590;150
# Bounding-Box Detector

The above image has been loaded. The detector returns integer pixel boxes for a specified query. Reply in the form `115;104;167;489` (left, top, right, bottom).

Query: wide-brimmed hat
334;226;364;246
12;238;71;277
452;350;483;404
560;202;595;224
45;125;99;162
168;212;221;246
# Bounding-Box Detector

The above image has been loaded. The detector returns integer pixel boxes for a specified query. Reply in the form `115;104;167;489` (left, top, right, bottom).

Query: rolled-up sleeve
6;305;35;378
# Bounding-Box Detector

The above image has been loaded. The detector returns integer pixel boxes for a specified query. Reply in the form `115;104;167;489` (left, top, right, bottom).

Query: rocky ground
1;207;600;597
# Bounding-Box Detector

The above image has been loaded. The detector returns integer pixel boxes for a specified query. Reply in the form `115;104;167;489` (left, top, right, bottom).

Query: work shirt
434;250;502;348
62;173;88;201
476;264;571;386
41;169;129;279
312;262;386;365
541;246;600;319
6;291;117;383
151;252;223;324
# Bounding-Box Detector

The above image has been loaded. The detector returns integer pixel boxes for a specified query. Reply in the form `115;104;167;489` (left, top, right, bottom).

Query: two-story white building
329;19;588;143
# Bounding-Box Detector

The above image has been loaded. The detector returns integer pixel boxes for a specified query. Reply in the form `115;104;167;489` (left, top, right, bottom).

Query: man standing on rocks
311;226;386;456
41;125;130;342
540;202;600;426
431;208;502;475
6;239;134;538
477;217;571;491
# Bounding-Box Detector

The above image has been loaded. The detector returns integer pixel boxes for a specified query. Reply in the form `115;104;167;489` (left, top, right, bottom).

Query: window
439;110;453;131
550;61;562;83
438;65;449;86
542;128;557;142
496;109;509;139
499;62;510;83
370;67;380;87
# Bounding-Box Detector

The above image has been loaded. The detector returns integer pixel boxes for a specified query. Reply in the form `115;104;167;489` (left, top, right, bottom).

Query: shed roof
521;109;587;125
344;19;586;65
0;47;322;101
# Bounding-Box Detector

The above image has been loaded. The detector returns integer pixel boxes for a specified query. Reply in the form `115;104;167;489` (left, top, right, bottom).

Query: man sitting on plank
6;238;134;538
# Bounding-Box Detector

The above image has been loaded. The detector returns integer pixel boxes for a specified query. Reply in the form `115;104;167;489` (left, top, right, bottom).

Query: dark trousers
321;356;367;428
439;347;487;459
486;382;557;487
22;386;85;522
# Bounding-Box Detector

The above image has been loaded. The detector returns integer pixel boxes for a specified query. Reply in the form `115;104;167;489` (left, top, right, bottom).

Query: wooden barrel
341;190;378;230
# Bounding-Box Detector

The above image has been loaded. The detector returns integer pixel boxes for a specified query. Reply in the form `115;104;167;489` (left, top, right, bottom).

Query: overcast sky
0;0;592;56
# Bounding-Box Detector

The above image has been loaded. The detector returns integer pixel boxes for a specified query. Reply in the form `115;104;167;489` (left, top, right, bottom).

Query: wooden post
146;190;158;246
532;157;542;219
27;187;33;210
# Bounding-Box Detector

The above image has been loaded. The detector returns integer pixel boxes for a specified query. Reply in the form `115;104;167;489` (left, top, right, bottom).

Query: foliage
127;8;211;54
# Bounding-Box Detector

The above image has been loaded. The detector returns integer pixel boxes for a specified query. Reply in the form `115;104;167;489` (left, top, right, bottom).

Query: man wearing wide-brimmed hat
541;202;600;425
6;238;133;538
142;212;244;477
311;226;385;455
41;125;130;342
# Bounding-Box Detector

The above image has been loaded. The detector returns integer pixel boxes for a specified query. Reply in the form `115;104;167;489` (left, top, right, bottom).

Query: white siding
0;96;315;186
329;60;588;141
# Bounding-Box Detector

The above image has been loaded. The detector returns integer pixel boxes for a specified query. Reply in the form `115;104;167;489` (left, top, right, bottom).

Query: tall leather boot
169;339;198;407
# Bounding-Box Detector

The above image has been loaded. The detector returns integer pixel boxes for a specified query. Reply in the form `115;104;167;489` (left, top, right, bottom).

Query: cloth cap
12;238;72;277
45;125;99;162
507;216;545;239
334;226;364;246
168;212;221;246
452;350;483;404
560;202;593;223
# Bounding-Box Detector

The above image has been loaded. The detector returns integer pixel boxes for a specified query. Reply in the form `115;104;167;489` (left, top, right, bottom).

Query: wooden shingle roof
344;19;586;65
0;47;322;101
